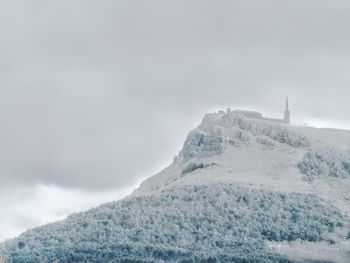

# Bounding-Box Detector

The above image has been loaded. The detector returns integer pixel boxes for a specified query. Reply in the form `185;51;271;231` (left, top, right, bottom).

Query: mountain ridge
1;111;350;262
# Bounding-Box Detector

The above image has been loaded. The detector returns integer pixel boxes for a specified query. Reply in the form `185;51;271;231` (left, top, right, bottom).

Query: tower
284;96;290;124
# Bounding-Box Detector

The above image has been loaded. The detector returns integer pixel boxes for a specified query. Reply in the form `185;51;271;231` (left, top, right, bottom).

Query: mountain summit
1;111;350;262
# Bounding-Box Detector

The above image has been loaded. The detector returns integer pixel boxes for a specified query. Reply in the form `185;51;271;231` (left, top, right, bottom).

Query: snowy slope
135;112;350;216
1;111;350;262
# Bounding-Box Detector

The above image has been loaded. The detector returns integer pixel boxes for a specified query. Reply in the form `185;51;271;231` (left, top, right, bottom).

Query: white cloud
0;184;135;242
1;0;350;242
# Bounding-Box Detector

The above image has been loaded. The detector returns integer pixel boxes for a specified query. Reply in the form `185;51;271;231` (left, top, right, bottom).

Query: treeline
298;149;350;181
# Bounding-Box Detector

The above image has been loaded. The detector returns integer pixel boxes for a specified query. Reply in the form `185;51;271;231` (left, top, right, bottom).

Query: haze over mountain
1;110;350;262
3;0;350;243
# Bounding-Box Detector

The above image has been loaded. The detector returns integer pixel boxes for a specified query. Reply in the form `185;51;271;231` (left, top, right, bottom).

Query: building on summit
227;97;290;124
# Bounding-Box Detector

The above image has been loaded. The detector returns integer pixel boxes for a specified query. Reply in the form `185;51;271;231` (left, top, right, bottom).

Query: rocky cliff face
1;111;350;262
175;111;309;164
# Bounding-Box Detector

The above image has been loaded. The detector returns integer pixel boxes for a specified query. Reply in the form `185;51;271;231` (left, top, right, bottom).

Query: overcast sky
1;0;350;241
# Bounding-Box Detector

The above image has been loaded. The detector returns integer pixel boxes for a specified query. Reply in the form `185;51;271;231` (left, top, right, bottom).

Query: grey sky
1;1;350;193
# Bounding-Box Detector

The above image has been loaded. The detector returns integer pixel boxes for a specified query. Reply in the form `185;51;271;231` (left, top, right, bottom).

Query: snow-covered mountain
1;111;350;262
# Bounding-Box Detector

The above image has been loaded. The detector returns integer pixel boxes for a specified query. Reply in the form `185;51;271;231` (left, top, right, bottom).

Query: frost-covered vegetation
2;111;350;262
1;184;348;263
181;162;216;175
298;148;350;181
